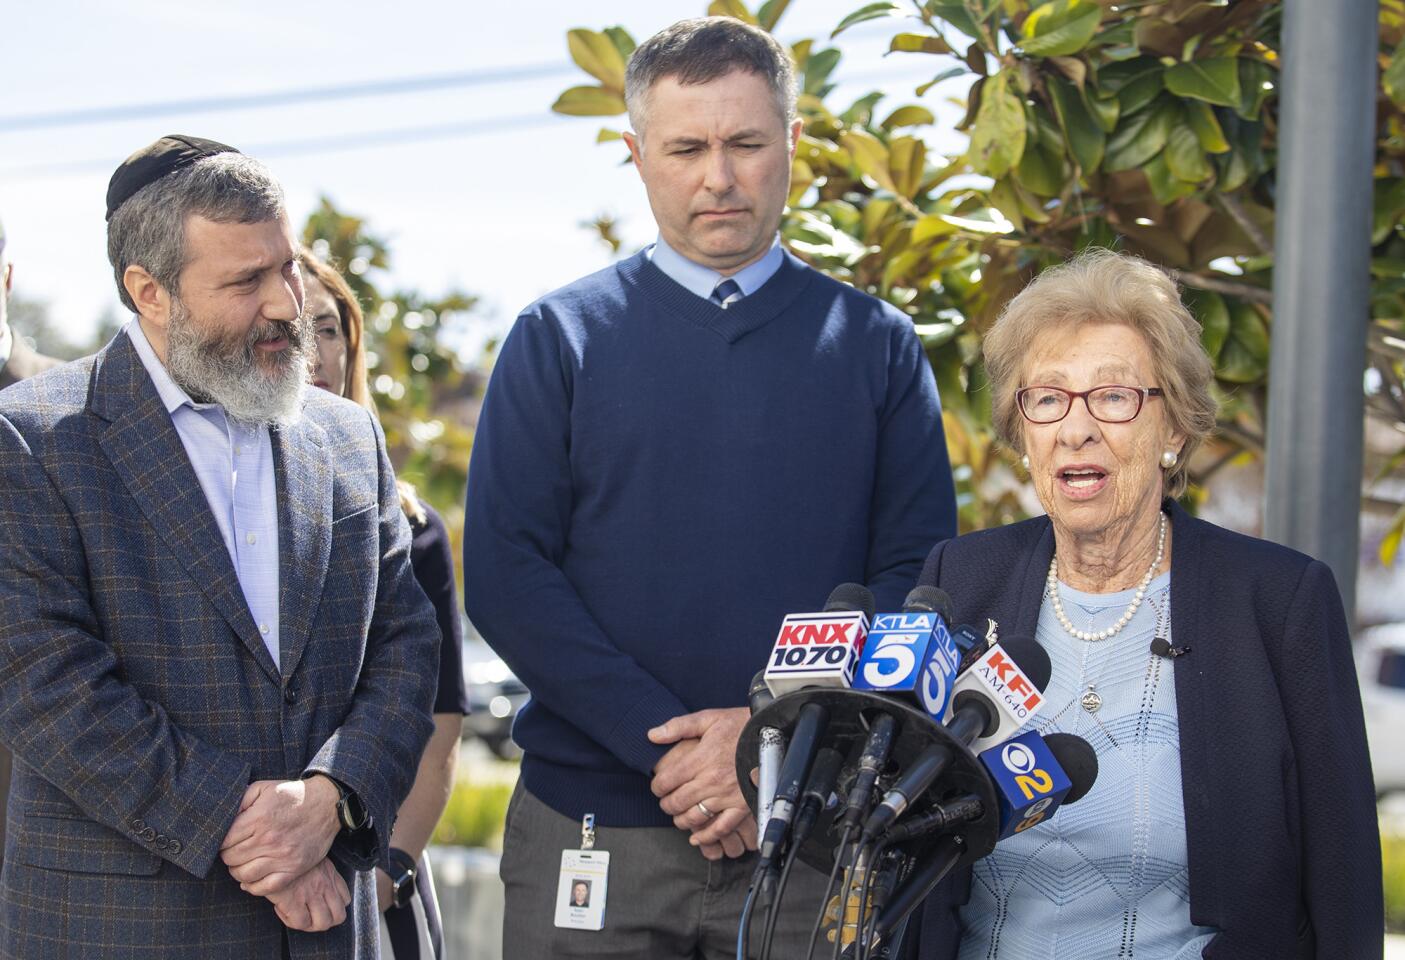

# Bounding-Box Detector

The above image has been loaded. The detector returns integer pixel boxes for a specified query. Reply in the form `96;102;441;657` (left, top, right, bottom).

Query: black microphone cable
831;836;880;960
736;881;760;960
856;839;897;960
855;840;895;960
854;841;879;960
830;850;858;960
759;747;843;960
879;793;984;844
804;821;856;960
758;839;802;960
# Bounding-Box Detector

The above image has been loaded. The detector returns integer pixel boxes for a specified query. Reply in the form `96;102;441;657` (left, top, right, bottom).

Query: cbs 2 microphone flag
979;730;1073;840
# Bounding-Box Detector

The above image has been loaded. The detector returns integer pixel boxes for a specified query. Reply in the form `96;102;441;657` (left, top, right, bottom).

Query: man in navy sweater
463;16;957;958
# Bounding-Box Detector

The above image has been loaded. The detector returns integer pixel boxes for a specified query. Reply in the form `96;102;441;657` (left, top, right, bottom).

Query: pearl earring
1020;455;1030;471
1161;449;1178;469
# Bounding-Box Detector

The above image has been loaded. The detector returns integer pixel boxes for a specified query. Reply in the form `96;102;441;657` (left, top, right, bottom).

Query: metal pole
1264;0;1378;621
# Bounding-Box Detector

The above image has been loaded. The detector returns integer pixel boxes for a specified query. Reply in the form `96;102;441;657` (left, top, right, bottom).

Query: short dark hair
625;16;797;135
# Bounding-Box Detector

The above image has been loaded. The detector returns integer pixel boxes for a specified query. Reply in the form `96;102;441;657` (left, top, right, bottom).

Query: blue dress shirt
126;320;281;668
647;233;784;300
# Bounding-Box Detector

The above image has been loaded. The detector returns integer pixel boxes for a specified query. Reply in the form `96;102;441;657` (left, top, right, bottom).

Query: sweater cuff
606;687;692;775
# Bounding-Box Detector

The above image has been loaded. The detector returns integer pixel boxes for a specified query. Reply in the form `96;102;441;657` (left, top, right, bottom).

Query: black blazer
906;501;1383;960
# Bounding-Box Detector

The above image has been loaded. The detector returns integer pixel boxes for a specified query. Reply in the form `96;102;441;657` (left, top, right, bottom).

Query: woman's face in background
305;276;348;397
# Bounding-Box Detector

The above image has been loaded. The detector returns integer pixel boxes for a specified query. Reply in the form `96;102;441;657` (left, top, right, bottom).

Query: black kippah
105;135;240;222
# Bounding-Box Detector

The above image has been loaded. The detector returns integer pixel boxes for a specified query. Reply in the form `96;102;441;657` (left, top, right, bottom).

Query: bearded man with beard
0;136;440;960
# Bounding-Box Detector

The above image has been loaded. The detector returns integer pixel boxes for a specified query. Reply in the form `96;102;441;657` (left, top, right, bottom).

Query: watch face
339;792;369;830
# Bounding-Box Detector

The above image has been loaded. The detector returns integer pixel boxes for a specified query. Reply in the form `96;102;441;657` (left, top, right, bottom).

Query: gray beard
164;299;310;427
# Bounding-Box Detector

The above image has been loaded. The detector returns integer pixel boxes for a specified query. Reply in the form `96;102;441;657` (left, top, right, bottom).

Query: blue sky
0;0;965;356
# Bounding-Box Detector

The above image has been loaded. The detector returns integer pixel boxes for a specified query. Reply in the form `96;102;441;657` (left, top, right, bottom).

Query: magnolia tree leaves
968;71;1026;179
552;27;635;120
548;0;1405;535
1020;0;1101;58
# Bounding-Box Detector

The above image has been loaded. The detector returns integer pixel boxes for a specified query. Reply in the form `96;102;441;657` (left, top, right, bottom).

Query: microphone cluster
735;583;1100;960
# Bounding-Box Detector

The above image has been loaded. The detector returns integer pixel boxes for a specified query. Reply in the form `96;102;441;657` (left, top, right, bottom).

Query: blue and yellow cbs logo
978;730;1073;840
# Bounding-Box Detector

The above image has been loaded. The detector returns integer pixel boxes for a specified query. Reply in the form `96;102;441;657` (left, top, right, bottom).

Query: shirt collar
648;234;784;301
124;318;197;415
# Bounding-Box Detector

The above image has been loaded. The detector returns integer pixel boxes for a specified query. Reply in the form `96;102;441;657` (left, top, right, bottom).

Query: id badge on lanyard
554;813;610;931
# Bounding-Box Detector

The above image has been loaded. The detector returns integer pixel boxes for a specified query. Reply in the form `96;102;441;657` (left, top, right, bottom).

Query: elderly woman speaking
910;250;1382;960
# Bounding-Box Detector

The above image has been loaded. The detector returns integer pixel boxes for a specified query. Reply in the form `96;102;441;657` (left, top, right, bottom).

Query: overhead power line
0;62;579;133
0;113;577;181
0;62;951;182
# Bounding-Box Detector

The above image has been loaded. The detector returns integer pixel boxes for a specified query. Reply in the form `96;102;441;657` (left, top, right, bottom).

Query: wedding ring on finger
696;800;715;819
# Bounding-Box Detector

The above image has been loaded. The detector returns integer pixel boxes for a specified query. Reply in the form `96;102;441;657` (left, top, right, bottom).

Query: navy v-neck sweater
463;249;957;826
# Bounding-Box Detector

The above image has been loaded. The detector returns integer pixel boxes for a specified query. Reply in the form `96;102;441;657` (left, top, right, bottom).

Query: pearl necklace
1048;512;1167;642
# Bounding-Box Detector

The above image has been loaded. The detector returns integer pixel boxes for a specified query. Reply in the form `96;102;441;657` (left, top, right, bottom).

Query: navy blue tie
711;278;743;308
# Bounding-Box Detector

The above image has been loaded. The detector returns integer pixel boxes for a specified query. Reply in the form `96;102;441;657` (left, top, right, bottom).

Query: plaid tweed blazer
0;331;440;959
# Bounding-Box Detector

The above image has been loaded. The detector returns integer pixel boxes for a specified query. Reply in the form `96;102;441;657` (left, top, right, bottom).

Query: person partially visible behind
0;213;63;875
0;213;61;390
906;249;1381;960
301;250;468;960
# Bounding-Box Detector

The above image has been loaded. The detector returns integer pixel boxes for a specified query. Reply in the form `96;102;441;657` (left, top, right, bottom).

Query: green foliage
301;198;481;553
1019;0;1101;59
1386;826;1405;933
431;778;515;850
554;1;1405;537
969;71;1026;179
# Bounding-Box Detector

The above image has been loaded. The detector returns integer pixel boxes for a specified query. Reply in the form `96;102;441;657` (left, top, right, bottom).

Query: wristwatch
387;847;417;909
304;772;371;832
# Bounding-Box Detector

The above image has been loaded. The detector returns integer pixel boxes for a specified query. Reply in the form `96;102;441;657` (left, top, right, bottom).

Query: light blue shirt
647;233;783;300
126;320;281;668
959;572;1219;959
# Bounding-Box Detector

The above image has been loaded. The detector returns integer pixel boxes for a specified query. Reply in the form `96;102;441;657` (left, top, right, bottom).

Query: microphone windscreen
824;582;876;620
996;634;1052;692
901;586;954;623
802;747;845;804
1043;732;1098;804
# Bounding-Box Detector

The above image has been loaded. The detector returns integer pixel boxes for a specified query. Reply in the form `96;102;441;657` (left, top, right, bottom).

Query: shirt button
259;624;270;635
246;533;257;545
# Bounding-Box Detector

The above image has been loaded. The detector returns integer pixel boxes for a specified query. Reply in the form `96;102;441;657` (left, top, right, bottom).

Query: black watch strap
387;847;417;909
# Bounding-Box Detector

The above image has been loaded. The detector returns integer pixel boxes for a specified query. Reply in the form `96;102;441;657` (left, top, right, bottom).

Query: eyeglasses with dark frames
1016;385;1164;424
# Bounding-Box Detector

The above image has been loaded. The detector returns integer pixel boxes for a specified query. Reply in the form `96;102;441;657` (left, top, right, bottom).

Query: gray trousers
500;782;835;960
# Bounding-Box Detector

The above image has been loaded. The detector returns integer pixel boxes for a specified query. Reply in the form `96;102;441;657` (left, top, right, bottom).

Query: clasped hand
220;776;349;931
649;707;758;861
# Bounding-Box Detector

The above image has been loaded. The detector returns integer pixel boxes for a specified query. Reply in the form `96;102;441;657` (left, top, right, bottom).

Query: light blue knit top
957;571;1219;959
